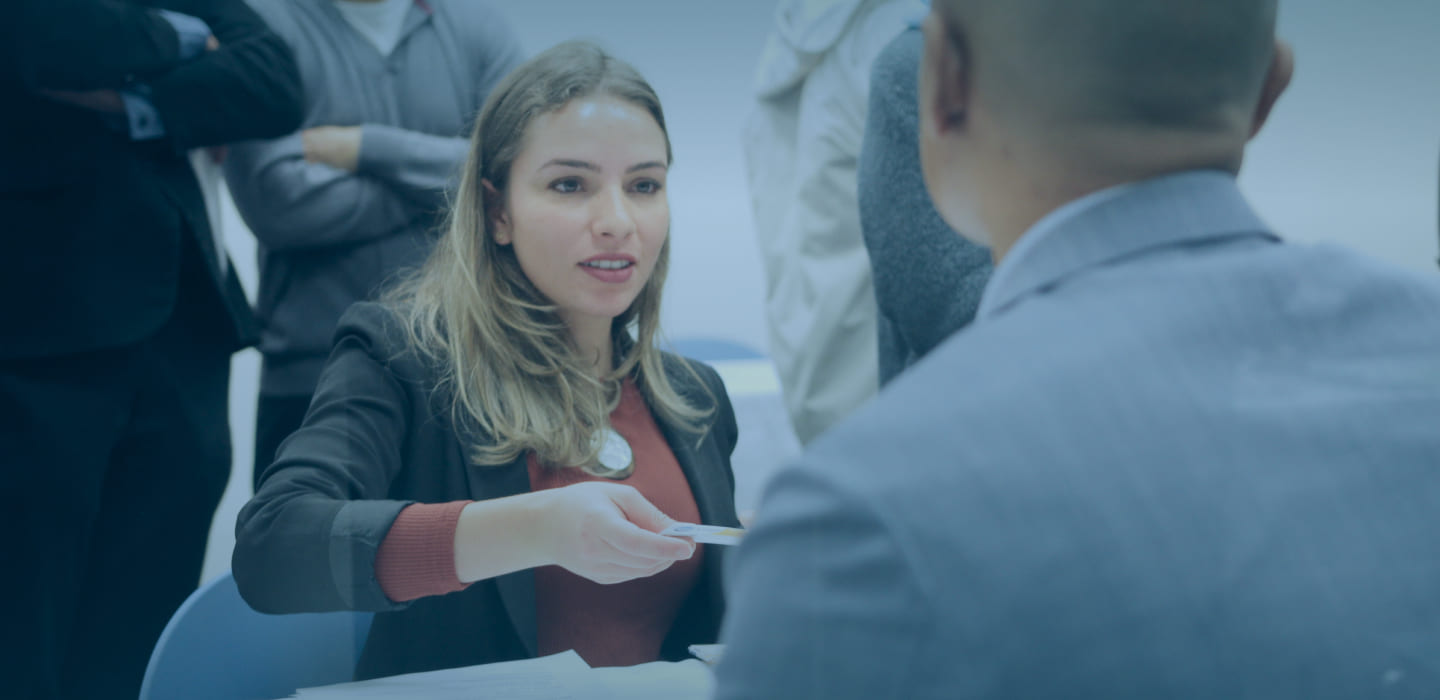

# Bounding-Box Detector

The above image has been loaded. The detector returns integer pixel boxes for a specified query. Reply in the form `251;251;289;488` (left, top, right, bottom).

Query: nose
591;184;636;239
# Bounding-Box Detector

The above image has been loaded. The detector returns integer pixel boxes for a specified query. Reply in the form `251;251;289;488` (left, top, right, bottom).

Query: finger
600;522;693;561
607;486;676;534
589;540;671;571
644;557;678;578
583;559;668;585
596;559;677;585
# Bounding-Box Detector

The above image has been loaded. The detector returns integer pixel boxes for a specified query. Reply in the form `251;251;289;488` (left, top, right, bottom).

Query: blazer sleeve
10;0;185;91
233;302;422;614
143;0;304;149
755;39;878;445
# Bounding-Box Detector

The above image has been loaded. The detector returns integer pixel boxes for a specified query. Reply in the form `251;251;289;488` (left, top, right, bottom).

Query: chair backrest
139;572;374;700
666;337;765;363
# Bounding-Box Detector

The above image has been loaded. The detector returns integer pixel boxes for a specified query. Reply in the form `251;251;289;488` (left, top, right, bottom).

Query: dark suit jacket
234;302;742;681
1;0;303;360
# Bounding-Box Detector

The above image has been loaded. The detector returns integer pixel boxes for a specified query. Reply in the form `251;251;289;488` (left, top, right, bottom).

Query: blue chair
139;572;374;700
666;337;764;362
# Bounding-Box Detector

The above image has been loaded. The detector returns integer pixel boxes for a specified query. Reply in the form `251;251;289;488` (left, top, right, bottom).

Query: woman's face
493;96;670;339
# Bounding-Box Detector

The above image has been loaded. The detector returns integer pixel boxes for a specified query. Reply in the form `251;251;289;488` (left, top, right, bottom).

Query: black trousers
252;391;311;491
0;304;233;700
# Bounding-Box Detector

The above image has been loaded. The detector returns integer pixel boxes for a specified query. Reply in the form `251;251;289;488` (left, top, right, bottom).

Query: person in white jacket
743;0;927;444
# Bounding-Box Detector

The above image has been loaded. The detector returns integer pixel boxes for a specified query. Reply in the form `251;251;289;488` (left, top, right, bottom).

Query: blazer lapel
462;446;539;657
658;419;733;528
659;419;730;617
652;360;739;615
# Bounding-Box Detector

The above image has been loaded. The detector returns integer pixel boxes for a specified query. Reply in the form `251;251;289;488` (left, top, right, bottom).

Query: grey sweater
224;0;522;395
858;27;992;385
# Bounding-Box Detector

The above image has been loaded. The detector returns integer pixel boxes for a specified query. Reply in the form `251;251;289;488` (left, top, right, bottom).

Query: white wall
1242;0;1440;272
204;0;1440;580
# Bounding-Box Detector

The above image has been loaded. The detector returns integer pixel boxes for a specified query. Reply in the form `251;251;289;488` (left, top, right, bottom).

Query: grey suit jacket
715;171;1440;699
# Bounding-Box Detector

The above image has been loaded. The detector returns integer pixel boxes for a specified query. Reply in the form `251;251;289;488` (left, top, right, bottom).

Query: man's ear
482;179;511;245
1250;39;1294;139
921;10;971;137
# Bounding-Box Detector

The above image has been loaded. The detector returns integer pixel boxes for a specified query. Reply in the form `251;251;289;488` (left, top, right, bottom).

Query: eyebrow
540;158;667;174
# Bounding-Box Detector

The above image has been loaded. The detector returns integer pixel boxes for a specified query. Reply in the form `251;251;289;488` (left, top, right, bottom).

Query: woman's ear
482;179;511;245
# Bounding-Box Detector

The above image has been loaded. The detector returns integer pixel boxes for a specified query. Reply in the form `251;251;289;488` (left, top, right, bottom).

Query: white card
687;644;725;666
660;523;745;546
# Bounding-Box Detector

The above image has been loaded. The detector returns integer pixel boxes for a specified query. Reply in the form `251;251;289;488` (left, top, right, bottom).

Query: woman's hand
537;482;696;585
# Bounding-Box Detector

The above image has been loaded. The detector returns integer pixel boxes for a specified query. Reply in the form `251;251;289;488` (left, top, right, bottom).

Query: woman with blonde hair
233;41;741;680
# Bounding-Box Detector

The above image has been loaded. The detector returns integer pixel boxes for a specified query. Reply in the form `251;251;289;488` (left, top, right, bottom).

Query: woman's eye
633;179;662;195
550;178;582;193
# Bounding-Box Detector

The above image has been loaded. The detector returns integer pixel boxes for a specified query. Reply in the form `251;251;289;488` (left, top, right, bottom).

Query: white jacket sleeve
744;1;919;444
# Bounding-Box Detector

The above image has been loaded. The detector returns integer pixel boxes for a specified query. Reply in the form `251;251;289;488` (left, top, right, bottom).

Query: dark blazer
1;0;303;360
234;302;742;680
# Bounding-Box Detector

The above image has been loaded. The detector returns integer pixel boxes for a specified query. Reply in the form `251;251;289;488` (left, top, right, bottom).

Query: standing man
743;0;926;444
224;0;523;488
716;0;1440;697
0;2;302;698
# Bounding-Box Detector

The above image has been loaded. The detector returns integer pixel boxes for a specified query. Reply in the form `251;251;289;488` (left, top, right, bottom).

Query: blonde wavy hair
384;41;711;469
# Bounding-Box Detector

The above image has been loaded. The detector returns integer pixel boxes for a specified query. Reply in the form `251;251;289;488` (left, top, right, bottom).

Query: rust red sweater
373;380;705;667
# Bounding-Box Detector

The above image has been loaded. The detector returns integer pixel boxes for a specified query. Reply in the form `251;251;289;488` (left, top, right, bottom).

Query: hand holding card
661;523;746;546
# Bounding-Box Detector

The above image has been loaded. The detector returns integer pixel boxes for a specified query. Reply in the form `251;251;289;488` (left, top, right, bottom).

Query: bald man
714;1;1440;698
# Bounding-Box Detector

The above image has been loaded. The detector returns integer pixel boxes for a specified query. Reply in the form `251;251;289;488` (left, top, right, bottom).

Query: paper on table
290;650;591;699
687;644;724;666
584;658;714;700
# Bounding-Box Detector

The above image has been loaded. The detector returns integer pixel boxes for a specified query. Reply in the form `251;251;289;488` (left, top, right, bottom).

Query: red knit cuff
375;500;473;602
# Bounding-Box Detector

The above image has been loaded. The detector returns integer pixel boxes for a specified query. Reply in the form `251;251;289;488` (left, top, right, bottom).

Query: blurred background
203;0;1440;581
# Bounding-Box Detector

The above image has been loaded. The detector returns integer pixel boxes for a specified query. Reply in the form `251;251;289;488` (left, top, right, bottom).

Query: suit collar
649;355;735;642
659;355;737;530
977;170;1279;320
652;355;731;528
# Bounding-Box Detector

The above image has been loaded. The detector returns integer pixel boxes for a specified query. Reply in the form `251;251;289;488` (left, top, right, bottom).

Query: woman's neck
565;315;614;376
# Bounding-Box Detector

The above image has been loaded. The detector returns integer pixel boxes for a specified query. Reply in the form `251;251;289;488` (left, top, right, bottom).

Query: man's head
919;0;1293;255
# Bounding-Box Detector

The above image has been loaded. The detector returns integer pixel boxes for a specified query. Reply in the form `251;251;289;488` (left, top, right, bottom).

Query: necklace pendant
585;427;634;480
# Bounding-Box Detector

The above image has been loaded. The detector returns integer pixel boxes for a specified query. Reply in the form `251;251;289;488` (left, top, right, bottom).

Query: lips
580;259;632;270
579;255;636;283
